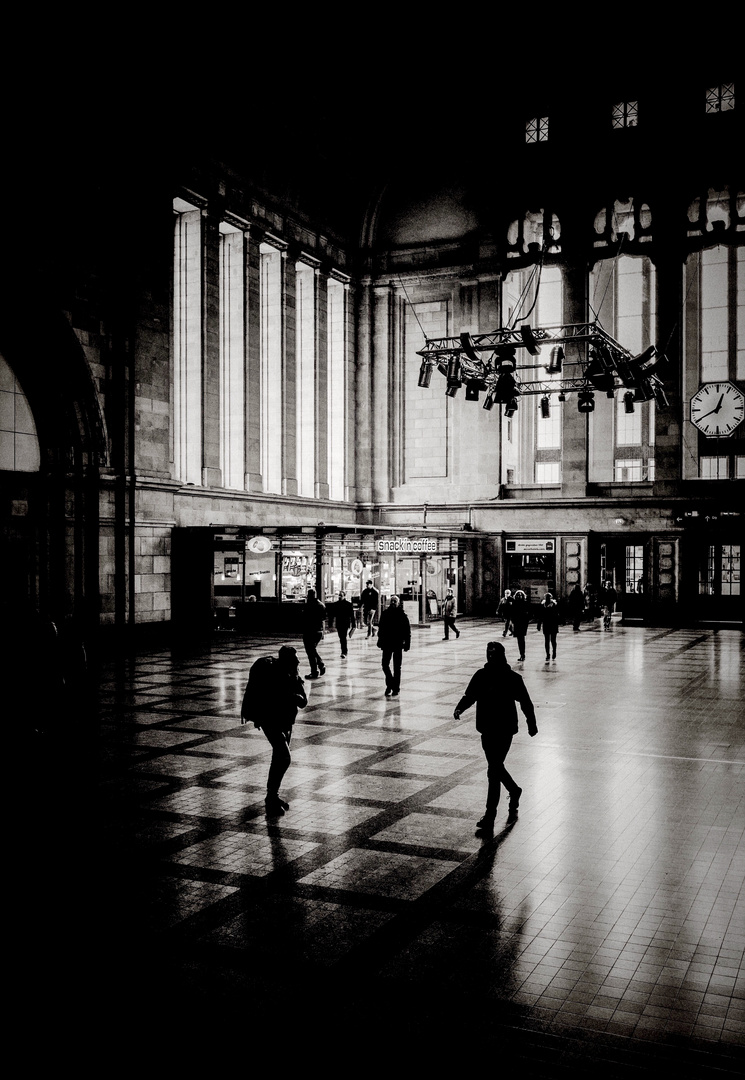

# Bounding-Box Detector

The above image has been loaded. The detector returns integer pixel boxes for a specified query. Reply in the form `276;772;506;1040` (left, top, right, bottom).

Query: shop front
503;538;557;611
173;525;468;635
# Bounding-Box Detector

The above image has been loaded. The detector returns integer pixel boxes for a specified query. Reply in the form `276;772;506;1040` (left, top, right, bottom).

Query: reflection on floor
20;620;744;1072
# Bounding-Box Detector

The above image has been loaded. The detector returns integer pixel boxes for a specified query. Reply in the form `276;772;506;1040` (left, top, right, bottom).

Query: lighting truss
416;321;669;409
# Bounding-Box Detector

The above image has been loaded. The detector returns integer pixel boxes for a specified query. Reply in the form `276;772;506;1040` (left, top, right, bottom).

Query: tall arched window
296;261;316;497
588;255;657;482
0;352;40;472
173;197;203;485
501;265;563;486
260;242;283;494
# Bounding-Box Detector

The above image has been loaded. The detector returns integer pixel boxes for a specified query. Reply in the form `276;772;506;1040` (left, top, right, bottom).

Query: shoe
519;655;525;661
264;796;285;816
476;815;495;830
319;665;326;675
341;653;347;659
443;637;449;640
307;673;320;679
456;632;460;638
391;689;400;696
277;797;290;811
545;656;550;662
385;688;392;696
509;787;522;812
552;653;556;660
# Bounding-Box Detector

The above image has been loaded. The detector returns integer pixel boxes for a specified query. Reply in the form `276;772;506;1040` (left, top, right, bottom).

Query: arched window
0;352;40;472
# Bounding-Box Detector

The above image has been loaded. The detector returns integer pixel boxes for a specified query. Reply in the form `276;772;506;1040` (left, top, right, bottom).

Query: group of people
242;631;538;835
497;579;619;661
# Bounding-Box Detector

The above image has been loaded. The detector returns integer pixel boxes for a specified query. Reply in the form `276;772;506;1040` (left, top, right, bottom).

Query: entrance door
697;542;742;624
598;539;647;622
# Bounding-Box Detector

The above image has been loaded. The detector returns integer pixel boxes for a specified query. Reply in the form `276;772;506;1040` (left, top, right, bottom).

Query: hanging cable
397;274;428;343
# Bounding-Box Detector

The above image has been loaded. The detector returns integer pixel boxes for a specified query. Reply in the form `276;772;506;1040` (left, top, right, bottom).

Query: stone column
371;281;393;504
560;262;589;496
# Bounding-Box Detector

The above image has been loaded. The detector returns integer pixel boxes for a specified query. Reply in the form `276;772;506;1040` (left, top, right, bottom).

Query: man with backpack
241;645;307;817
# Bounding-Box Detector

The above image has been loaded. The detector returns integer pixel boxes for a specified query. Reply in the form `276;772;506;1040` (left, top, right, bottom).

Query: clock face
690;382;745;437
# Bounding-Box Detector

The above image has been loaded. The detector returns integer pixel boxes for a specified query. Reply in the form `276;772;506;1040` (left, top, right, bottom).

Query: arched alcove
0;283;107;633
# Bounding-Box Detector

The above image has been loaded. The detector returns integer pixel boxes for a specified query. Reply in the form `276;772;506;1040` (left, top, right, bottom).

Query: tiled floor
18;619;744;1073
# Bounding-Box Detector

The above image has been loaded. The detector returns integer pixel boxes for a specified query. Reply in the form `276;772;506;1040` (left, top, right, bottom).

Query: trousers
481;731;518;813
381;647;403;692
263;726;292;796
303;631;324;675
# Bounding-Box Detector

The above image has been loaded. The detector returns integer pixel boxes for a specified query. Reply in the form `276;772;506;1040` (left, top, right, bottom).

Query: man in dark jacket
360;579;380;637
241;645;307;817
454;640;537;830
376;594;411;696
567;582;586;631
334;591;355;659
302;588;327;678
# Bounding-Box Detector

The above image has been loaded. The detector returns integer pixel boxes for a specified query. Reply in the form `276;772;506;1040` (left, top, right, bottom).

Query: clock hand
696;406;721;421
714;394;724;413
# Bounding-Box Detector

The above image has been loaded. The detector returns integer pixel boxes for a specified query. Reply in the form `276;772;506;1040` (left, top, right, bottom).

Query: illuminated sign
376;537;439;554
505;539;555;554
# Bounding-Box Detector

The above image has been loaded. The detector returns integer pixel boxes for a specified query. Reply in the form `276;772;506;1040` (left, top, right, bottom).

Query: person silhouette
376;595;411;696
454;640;537;831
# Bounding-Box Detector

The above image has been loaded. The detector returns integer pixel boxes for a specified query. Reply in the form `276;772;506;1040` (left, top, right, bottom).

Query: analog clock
690;382;745;437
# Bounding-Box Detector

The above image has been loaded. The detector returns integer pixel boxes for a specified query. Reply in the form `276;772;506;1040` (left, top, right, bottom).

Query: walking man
454;640;537;831
361;579;379;637
377;595;411;696
334;590;355;659
442;588;460;640
302;588;326;678
567;582;586;631
241;645;307;817
497;589;514;636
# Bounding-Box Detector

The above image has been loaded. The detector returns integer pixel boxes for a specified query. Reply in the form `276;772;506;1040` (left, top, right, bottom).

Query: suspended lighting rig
416;322;668;414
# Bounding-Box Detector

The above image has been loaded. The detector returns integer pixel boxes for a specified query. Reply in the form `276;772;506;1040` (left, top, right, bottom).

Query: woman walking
536;592;560;662
510;590;530;661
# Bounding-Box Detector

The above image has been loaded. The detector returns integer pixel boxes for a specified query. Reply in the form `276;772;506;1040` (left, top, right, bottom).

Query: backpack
241;655;276;726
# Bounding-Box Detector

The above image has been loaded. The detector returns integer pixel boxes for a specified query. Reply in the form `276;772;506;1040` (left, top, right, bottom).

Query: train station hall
3;52;743;1076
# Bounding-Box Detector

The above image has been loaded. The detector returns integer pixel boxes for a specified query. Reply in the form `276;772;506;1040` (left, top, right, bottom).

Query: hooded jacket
376;604;411;651
455;658;537;736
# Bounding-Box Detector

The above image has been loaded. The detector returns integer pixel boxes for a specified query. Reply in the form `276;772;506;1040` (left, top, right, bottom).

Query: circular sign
350;559;363;576
247;536;272;554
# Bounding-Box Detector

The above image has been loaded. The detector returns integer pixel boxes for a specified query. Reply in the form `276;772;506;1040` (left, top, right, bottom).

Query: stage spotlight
445;383;460;398
520;325;541;355
482;390;496;411
496;346;517;370
418;362;432;388
540;395;551;418
460;332;480;363
546;346;564;374
465;381;481;401
558;391;566;402
607;388;615;399
623;391;635;413
495;370;518;402
587;346;615;392
504;398;518;417
577;390;595;413
447;356;462;385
